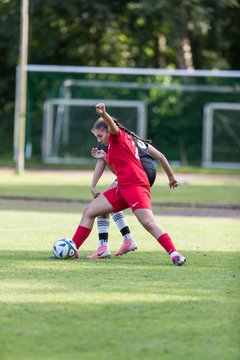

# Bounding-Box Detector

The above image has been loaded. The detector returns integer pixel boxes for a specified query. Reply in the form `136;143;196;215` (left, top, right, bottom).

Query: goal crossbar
26;64;240;78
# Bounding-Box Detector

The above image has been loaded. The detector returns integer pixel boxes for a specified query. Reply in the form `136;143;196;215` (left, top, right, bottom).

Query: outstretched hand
91;148;107;159
169;176;178;190
96;103;106;115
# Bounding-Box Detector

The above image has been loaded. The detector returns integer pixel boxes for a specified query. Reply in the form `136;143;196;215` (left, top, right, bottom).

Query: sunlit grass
0;200;239;360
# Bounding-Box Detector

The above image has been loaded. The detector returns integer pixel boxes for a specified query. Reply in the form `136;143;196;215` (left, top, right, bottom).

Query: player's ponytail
112;118;152;144
91;116;152;145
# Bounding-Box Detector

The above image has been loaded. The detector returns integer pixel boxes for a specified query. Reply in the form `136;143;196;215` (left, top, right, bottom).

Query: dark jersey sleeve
98;144;108;152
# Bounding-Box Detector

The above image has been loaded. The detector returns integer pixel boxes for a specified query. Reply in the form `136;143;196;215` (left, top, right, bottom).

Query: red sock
72;226;91;249
157;233;176;254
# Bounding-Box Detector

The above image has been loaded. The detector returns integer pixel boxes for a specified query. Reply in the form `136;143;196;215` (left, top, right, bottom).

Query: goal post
42;98;147;164
202;102;240;169
14;65;240;169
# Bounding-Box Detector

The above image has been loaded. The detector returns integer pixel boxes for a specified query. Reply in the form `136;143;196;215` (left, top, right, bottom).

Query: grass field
0;168;240;204
0;169;239;359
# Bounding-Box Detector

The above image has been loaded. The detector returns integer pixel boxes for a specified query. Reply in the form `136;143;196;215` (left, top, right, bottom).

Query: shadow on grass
1;250;239;360
0;198;86;213
1;249;239;274
0;184;93;201
1;300;239;360
1;199;240;219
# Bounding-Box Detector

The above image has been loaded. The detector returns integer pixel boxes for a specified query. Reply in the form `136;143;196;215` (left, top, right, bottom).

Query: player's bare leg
72;194;114;250
133;208;186;266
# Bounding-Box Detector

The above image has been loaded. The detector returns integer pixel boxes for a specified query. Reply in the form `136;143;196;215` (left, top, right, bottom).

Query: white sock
111;212;132;240
97;216;110;247
170;251;179;258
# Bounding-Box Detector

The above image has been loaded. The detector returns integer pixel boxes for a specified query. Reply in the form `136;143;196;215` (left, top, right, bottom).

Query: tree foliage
0;0;239;157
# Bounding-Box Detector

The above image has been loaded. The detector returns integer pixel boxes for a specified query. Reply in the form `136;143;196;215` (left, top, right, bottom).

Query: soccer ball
53;238;77;259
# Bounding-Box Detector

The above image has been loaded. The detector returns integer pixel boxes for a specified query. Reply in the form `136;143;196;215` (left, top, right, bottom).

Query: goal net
42;99;146;164
14;65;240;167
202;103;240;169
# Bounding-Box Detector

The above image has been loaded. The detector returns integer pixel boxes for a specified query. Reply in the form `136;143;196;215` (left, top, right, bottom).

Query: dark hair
91;118;108;132
92;117;152;144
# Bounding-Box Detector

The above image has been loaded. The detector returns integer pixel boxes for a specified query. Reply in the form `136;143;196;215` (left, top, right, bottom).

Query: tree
0;0;239;159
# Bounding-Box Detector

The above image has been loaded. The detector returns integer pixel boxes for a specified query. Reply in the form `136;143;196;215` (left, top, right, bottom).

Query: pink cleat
114;238;138;256
171;252;186;266
87;245;111;259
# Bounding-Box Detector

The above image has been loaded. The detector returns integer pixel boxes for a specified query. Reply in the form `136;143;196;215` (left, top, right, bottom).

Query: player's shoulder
135;138;148;150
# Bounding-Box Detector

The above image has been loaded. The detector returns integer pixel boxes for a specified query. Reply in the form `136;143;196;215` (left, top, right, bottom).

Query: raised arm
148;144;178;190
90;158;107;198
95;103;118;135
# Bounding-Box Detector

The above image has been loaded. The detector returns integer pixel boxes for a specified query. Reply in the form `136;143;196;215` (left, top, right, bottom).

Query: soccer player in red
87;138;157;259
71;103;186;266
88;139;179;259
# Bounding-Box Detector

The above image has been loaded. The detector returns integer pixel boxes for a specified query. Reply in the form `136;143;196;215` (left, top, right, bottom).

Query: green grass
0;169;240;204
0;200;239;360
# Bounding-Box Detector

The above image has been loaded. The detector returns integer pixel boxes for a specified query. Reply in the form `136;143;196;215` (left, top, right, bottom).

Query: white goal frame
42;98;147;164
202;102;240;169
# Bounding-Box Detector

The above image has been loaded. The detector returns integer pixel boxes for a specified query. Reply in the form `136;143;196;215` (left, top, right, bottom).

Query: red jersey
106;129;149;188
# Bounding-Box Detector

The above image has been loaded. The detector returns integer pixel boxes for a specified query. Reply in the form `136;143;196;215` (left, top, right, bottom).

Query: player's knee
82;204;95;219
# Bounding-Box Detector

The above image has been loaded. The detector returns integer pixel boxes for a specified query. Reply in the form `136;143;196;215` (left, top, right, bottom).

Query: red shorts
103;185;151;212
